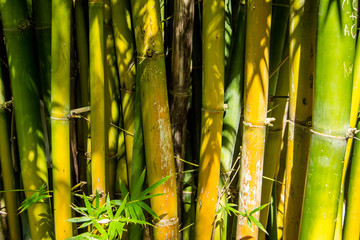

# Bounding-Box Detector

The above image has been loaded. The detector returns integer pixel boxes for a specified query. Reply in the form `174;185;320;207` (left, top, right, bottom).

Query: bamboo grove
0;0;360;239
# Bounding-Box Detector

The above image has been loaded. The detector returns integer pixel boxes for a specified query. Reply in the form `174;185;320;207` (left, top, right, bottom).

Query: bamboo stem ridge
51;0;73;238
299;0;357;238
236;0;271;239
195;0;225;238
0;0;54;239
89;0;106;203
130;0;179;238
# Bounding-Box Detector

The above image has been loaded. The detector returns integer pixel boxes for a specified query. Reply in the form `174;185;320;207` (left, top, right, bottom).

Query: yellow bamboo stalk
130;0;179;238
236;0;271;239
51;0;73;238
283;0;316;238
89;0;106;204
194;0;224;239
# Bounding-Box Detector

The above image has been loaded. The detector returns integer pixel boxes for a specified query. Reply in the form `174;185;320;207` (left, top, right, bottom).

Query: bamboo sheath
299;0;356;238
89;0;106;203
236;0;271;239
51;0;73;238
110;0;136;189
283;0;316;238
0;71;21;240
130;0;179;238
0;0;54;239
195;0;225;239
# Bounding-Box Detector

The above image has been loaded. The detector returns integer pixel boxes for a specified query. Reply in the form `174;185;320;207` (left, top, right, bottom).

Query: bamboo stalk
51;0;73;238
128;61;146;240
169;0;194;226
283;0;316;238
298;0;356;238
341;32;360;240
334;7;359;238
33;0;51;136
130;0;179;238
104;0;120;199
236;0;271;239
0;0;54;239
0;66;21;240
259;33;289;240
215;3;246;239
110;0;136;189
89;0;106;203
74;0;91;194
194;0;225;238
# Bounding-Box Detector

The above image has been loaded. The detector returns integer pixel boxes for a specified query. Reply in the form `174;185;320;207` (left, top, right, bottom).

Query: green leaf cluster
216;201;269;235
67;170;171;239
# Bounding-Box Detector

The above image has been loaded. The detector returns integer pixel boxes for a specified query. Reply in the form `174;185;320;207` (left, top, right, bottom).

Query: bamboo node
310;129;346;140
201;108;224;114
169;89;190;97
346;127;360;139
243;121;266;128
50;116;68;121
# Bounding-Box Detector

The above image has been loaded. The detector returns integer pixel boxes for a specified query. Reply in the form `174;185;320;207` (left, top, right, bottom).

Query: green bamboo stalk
33;0;51;136
283;0;316;238
130;0;179;238
342;109;360;240
128;62;146;240
182;134;196;240
298;0;356;238
110;0;136;189
342;36;360;240
89;0;106;204
0;66;21;240
74;0;91;194
259;33;289;240
236;0;271;238
104;0;120;199
169;0;194;226
215;3;246;239
334;6;359;237
0;0;54;239
51;0;73;238
195;0;225;238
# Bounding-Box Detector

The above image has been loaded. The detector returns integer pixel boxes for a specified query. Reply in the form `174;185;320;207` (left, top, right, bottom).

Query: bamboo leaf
66;216;91;223
114;195;127;219
131;169;146;198
91;218;108;238
83;193;94;215
106;195;114;219
248;215;268;235
137;175;171;199
137;201;159;219
250;203;269;215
